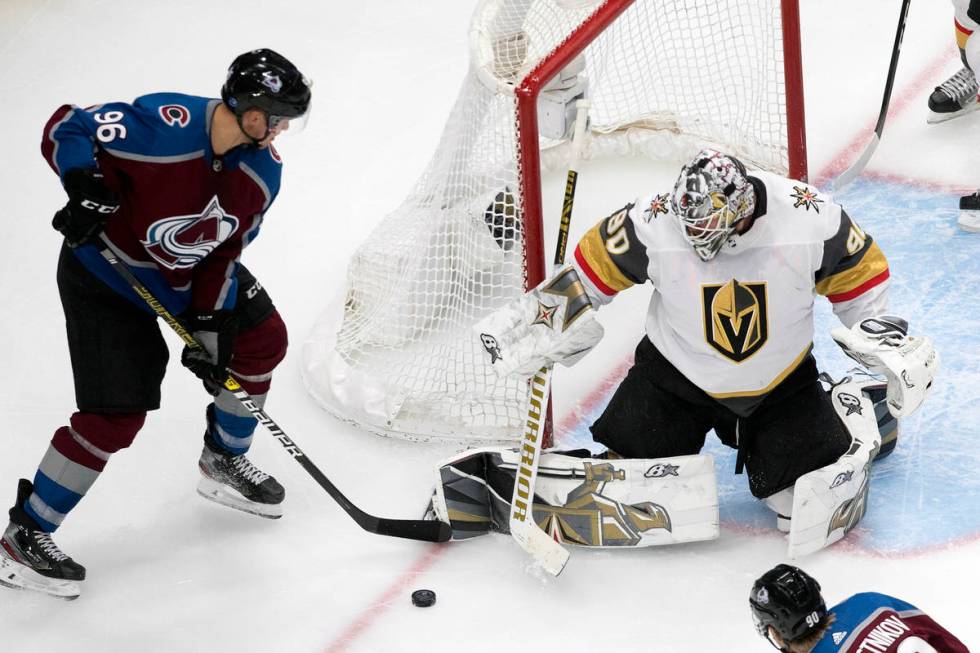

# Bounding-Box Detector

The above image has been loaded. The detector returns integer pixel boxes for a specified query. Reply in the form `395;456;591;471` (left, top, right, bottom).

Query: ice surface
0;0;976;651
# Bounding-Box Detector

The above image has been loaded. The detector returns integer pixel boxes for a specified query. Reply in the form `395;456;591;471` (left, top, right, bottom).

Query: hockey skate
197;407;285;519
927;67;979;124
0;479;85;600
958;191;980;233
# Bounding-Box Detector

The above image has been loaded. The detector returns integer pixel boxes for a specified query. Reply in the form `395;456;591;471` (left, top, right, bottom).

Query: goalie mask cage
302;0;807;444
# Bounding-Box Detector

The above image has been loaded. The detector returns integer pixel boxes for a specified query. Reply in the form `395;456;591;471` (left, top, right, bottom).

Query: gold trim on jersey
706;345;811;399
701;279;769;363
577;223;635;293
815;242;888;298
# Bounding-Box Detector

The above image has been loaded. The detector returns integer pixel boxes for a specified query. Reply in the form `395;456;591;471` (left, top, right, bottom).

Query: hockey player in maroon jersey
749;564;969;653
0;49;311;599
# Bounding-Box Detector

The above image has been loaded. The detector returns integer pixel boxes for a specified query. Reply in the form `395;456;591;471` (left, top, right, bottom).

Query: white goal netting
303;0;806;443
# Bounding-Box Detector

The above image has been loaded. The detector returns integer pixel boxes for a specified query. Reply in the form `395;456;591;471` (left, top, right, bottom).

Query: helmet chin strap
235;112;270;147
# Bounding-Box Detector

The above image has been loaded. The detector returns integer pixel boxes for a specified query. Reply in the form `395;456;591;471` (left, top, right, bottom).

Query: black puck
411;589;436;608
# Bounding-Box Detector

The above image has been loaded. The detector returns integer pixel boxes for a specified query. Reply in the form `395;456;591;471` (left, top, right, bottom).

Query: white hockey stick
508;99;590;576
832;0;910;191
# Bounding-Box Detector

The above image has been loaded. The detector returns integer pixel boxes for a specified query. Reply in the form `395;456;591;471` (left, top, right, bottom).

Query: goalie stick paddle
508;99;591;576
96;235;451;544
832;0;910;191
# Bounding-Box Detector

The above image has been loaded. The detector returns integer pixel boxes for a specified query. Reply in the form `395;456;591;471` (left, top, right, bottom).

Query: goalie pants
13;246;287;533
590;337;850;499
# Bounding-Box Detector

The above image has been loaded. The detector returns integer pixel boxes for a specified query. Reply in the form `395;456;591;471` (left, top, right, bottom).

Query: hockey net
303;0;807;444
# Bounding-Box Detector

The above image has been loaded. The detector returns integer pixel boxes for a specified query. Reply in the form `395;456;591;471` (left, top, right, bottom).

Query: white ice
0;1;977;652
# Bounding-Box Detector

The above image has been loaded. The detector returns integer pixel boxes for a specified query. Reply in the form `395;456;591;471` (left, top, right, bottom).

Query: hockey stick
832;0;911;191
95;235;451;544
508;99;590;576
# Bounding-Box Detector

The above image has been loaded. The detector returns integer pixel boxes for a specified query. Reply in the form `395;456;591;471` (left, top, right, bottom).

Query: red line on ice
321;39;969;653
323;543;447;653
814;44;957;186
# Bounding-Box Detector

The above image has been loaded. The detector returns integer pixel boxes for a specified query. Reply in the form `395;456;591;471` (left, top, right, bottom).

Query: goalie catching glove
831;315;938;418
474;266;603;377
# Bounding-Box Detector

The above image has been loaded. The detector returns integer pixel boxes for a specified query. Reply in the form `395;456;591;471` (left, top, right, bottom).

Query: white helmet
671;149;756;261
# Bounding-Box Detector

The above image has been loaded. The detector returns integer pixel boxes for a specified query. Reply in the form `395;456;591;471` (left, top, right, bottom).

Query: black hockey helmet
749;565;827;649
221;48;311;123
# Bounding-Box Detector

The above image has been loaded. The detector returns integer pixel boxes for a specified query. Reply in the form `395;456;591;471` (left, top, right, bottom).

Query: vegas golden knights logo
701;279;768;362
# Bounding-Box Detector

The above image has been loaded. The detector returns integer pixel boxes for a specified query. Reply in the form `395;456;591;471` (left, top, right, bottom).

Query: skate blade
0;555;81;600
197;477;283;519
957;216;980;233
927;100;980;124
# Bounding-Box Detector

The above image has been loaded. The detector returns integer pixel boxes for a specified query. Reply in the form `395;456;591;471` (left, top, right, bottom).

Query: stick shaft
96;236;450;542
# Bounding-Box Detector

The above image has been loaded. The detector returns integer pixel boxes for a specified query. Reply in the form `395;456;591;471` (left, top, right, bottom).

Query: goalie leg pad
787;376;883;558
428;447;719;547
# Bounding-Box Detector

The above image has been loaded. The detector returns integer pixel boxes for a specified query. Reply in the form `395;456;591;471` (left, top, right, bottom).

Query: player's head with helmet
671;148;756;261
222;48;312;146
749;565;834;652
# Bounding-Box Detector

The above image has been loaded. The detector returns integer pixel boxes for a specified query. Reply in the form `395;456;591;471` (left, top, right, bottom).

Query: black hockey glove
51;167;120;247
180;310;240;396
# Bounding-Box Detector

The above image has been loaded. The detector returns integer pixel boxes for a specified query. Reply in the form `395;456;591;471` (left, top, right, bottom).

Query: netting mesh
303;0;800;443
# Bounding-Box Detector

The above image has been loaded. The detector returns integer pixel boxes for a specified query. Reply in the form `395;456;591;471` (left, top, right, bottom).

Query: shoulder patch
790;185;823;212
269;143;282;164
641;193;670;223
159;104;191;128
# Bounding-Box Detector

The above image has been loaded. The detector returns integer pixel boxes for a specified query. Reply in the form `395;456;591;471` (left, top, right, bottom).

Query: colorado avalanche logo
261;71;283;93
142;197;239;270
159;104;191;128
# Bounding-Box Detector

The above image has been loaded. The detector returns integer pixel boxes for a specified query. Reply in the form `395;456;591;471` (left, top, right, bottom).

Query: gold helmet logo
702;279;768;362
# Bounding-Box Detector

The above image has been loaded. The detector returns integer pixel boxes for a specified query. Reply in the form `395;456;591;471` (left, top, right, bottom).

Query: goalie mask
671;149;756;261
749;565;827;650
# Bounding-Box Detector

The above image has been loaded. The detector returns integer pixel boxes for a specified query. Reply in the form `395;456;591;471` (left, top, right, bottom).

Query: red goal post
303;0;808;446
518;0;807;292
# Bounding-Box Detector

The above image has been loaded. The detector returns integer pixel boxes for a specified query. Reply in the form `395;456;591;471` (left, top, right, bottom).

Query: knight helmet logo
142;197;240;270
701;279;768;362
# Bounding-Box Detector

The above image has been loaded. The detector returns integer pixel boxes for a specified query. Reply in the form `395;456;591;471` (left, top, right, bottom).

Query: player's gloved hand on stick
181;310;240;395
830;315;939;418
51;167;120;247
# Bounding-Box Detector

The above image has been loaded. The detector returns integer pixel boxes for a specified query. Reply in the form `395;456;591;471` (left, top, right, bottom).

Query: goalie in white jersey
444;149;937;554
578;150;889;500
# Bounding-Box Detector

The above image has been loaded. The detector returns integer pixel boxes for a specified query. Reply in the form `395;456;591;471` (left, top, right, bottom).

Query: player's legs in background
196;266;288;518
927;0;980;123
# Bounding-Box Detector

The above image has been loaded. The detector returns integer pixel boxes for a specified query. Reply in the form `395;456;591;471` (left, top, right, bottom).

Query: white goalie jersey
573;171;890;415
